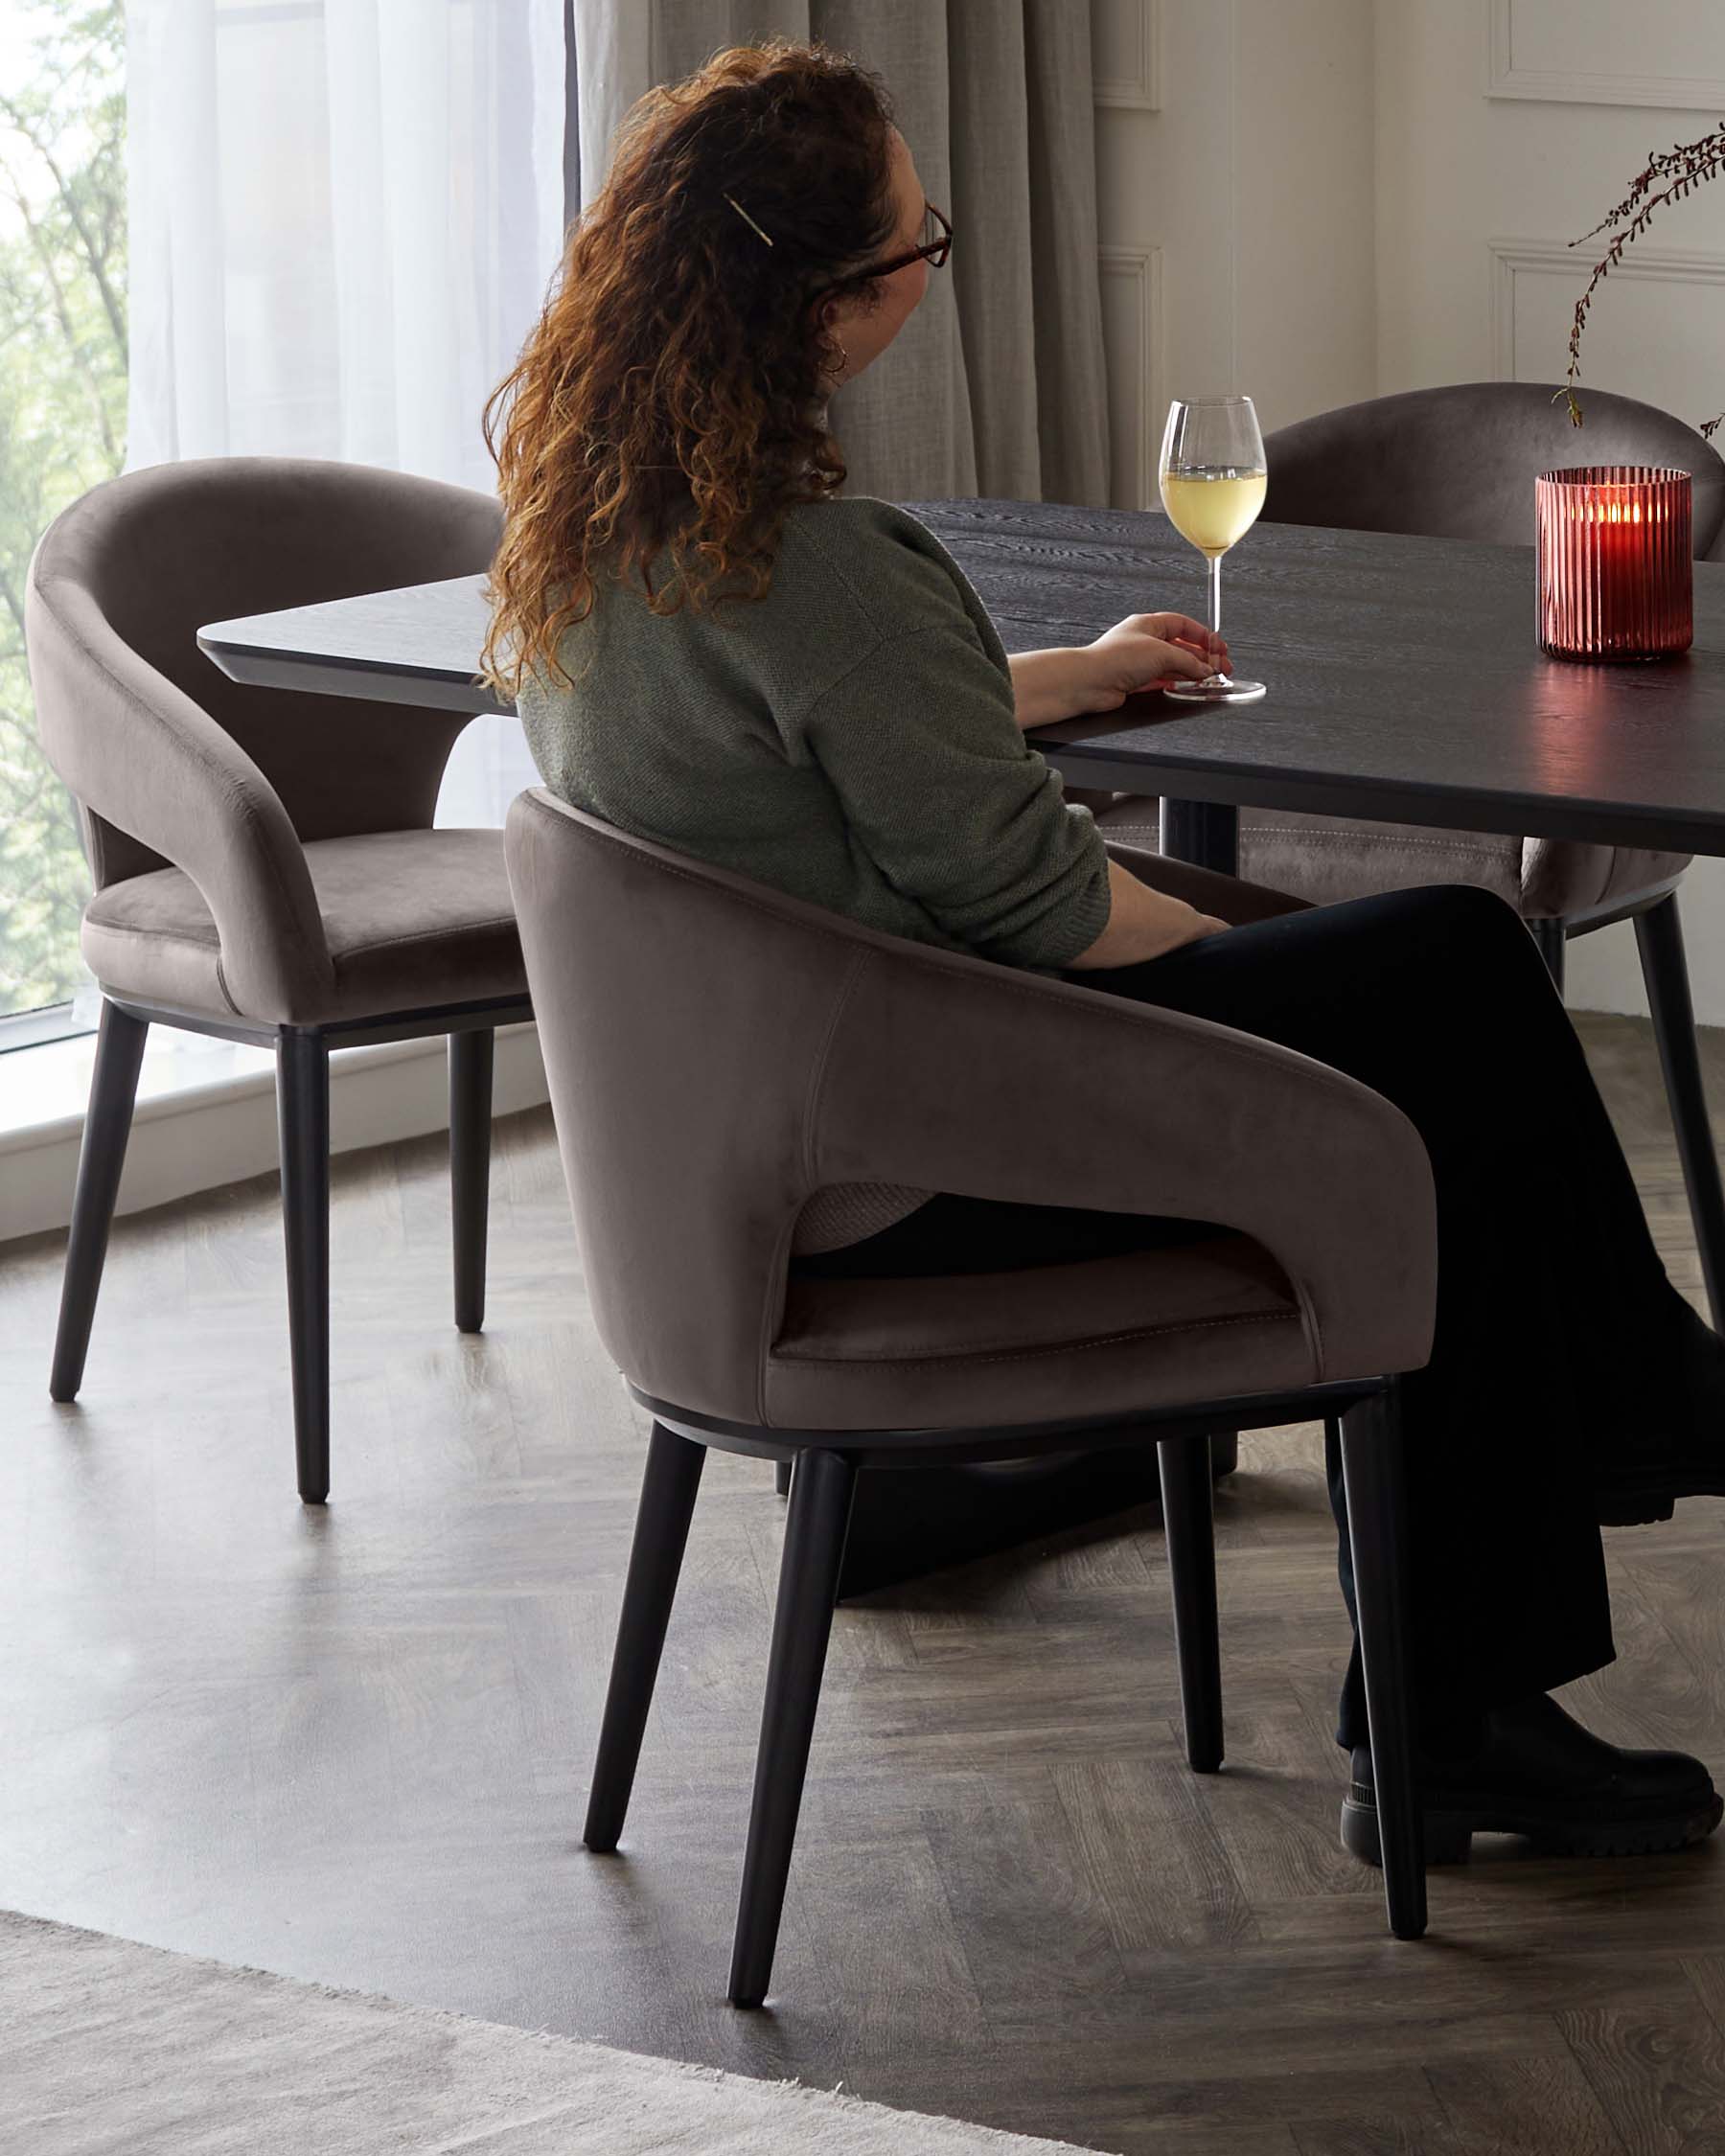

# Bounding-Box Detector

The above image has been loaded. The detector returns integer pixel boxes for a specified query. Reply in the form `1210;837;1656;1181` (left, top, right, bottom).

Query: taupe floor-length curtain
569;2;1111;506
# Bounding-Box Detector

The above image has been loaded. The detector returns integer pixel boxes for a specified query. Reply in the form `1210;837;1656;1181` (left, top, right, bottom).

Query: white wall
1375;0;1725;1021
0;1026;550;1247
1092;0;1725;1021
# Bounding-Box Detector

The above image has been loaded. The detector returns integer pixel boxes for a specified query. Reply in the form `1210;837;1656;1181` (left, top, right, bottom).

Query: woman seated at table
480;39;1725;1864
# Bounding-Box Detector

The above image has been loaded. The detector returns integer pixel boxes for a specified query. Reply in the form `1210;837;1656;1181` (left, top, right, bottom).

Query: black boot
1343;1692;1722;1866
1597;1299;1725;1525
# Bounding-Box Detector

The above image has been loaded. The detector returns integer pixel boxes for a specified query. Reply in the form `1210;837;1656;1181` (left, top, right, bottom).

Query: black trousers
798;884;1718;1753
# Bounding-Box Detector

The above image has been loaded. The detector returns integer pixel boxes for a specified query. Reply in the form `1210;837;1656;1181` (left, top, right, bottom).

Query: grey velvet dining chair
1100;380;1725;1324
23;455;526;1503
503;786;1440;2007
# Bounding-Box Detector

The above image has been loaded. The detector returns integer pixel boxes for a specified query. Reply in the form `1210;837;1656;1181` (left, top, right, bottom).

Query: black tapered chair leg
774;1457;793;1498
728;1446;858;2008
1337;1382;1425;1940
584;1422;707;1851
1159;1431;1223;1772
1636;893;1725;1330
449;1027;494;1334
1529;914;1566;991
50;998;150;1403
277;1029;332;1504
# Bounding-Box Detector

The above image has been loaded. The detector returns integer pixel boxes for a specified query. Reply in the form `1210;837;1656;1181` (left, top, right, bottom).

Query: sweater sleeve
800;614;1113;970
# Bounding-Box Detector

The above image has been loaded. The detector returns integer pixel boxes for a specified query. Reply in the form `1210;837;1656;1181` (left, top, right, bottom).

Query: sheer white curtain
124;0;568;825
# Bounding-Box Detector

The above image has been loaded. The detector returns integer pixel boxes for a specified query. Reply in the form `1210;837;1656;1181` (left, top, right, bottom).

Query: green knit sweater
517;495;1111;973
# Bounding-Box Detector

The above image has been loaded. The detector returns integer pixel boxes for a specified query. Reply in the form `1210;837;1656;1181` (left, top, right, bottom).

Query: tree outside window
0;0;125;1027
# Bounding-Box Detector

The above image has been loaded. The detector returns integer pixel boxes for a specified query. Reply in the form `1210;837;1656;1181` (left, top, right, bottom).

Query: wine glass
1158;395;1268;703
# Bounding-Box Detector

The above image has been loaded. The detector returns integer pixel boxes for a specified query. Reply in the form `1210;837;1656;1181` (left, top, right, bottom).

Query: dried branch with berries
1564;120;1725;437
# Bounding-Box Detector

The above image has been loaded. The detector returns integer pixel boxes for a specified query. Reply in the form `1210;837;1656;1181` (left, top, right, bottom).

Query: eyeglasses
814;201;953;298
873;199;953;279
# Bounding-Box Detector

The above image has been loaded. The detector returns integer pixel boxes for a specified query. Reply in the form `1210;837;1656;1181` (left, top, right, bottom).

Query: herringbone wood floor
4;1010;1725;2154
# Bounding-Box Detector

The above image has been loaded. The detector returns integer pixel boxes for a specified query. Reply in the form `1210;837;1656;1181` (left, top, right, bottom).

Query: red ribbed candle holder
1535;465;1692;661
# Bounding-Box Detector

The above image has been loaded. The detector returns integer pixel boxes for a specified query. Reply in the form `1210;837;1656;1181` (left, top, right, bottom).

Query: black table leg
1159;796;1242;1479
1160;797;1240;879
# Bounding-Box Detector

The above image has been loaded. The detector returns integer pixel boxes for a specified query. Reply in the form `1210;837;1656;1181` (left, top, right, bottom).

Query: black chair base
49;998;149;1406
1635;895;1725;1329
48;988;531;1502
589;1377;1423;2009
1532;888;1725;1330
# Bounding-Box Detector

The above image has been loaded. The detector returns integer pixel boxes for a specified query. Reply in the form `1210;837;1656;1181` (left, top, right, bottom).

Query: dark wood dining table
199;496;1725;866
198;497;1725;1590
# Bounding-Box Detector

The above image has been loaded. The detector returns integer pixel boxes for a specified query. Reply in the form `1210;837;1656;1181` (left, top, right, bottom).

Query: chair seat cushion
1518;836;1690;920
1092;800;1686;921
1236;808;1525;906
82;828;527;1026
765;1229;1311;1430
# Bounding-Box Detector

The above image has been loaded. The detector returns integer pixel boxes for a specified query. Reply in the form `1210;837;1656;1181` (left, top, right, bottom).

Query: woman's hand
1008;614;1230;728
1084;613;1230;705
1067;859;1231;968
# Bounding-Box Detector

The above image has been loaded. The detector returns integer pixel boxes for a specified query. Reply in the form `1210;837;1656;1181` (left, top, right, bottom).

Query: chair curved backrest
26;454;503;1020
28;455;503;886
504;789;1437;1428
1264;382;1725;553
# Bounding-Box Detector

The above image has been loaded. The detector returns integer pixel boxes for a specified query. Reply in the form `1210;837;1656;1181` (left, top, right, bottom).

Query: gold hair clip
724;193;774;247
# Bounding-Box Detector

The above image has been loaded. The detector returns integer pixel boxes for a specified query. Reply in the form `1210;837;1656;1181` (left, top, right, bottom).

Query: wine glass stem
1207;554;1229;684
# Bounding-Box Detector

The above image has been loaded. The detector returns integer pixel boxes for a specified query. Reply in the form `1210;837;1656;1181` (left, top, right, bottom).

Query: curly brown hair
478;39;900;701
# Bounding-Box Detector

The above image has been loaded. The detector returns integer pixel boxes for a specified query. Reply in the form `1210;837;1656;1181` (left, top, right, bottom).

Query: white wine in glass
1158;395;1267;703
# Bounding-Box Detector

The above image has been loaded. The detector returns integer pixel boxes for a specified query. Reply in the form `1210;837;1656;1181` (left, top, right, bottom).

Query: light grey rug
0;1910;1102;2155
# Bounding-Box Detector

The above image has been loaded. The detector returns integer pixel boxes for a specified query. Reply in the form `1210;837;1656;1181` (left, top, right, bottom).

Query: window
2;0;564;1067
0;1;125;1048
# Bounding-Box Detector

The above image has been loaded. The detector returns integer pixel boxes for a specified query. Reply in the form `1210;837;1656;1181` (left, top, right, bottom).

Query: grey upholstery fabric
1097;799;1530;908
1262;381;1725;552
505;789;1437;1434
81;830;526;1024
570;2;1109;506
25;456;519;1027
1099;383;1721;921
